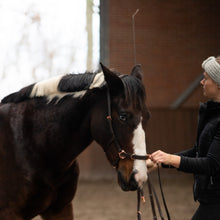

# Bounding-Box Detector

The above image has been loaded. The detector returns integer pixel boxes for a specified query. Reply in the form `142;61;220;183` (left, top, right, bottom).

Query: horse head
91;64;150;191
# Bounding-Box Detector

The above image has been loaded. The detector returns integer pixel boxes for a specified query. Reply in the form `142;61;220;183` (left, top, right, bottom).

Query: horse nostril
117;171;138;191
118;171;129;191
129;172;138;191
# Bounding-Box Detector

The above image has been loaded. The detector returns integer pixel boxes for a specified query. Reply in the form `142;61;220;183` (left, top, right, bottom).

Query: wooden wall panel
106;0;220;108
147;108;198;154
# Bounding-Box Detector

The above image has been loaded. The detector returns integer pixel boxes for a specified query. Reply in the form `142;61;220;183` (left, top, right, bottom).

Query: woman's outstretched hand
150;150;181;168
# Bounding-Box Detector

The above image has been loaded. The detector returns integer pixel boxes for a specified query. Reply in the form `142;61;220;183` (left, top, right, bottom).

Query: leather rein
105;88;170;220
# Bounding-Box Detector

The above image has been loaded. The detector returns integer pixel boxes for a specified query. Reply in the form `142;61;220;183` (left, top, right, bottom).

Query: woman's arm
150;150;220;175
151;127;220;175
150;150;181;168
179;126;220;175
175;146;197;157
178;156;219;175
150;145;197;169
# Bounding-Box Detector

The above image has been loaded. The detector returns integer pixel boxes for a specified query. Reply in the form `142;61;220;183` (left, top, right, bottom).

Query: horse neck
57;97;94;155
88;89;113;150
32;91;106;169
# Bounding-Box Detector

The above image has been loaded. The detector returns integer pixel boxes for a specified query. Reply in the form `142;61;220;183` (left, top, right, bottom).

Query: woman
149;56;220;220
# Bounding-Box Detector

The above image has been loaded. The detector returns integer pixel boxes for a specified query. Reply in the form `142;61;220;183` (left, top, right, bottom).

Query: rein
105;88;170;220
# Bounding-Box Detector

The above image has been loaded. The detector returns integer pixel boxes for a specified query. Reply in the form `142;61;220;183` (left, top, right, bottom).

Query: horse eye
119;114;127;121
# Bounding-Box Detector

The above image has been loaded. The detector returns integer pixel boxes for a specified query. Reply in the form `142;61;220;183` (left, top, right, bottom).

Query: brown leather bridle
105;87;171;220
105;87;150;167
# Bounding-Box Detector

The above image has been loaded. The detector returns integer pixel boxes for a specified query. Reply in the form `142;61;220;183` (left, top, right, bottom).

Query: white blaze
132;118;148;187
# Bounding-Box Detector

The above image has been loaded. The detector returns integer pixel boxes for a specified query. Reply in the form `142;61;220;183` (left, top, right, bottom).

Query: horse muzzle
118;170;139;191
117;158;148;191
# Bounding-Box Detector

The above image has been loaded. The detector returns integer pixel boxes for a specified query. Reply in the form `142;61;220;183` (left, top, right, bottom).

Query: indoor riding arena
1;0;220;220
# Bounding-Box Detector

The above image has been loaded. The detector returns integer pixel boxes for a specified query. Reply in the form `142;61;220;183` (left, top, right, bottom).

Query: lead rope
136;166;171;220
137;188;145;220
150;179;164;220
147;177;157;220
137;189;141;220
157;166;171;220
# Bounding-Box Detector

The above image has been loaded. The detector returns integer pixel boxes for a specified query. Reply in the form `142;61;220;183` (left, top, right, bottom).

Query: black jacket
177;101;220;204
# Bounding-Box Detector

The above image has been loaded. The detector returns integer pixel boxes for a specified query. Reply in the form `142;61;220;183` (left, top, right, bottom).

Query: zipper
210;176;213;185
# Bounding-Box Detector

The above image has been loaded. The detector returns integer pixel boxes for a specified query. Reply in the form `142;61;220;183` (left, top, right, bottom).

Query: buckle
118;150;127;159
130;154;135;160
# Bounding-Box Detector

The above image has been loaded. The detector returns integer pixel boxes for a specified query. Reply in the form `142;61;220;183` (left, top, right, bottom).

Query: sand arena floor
33;170;198;220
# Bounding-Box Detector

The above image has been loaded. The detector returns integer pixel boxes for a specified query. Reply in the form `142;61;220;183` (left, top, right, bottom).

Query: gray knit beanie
202;56;220;86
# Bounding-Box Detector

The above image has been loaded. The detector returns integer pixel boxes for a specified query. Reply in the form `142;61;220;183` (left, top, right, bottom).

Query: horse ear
131;64;143;80
100;63;124;96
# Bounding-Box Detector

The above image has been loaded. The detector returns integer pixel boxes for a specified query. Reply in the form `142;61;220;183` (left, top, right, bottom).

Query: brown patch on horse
117;159;134;183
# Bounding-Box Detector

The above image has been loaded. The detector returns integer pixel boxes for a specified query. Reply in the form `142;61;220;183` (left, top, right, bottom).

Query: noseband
105;87;150;167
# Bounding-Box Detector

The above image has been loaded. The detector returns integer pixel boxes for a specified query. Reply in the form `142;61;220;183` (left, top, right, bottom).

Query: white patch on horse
30;75;64;98
132;118;148;187
30;74;84;102
89;72;104;89
72;90;87;98
46;90;86;103
72;72;104;98
29;72;104;103
72;72;104;99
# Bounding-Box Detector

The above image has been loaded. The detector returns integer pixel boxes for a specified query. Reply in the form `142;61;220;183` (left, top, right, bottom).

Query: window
0;0;100;99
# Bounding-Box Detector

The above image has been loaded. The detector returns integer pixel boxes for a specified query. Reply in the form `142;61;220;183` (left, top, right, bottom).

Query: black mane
1;70;146;111
1;84;35;104
58;72;96;92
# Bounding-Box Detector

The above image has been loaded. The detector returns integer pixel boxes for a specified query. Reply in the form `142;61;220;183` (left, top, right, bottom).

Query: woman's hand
150;150;181;168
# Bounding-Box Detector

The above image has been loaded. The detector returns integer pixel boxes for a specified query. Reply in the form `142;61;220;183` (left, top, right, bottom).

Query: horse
0;63;150;220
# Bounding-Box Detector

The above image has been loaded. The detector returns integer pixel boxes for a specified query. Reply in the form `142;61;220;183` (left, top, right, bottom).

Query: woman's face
200;72;219;100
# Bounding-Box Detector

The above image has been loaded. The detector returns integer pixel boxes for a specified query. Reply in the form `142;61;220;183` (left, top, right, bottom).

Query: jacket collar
200;100;220;114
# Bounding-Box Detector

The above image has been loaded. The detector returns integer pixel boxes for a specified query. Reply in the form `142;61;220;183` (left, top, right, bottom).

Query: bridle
105;87;150;167
105;87;170;220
